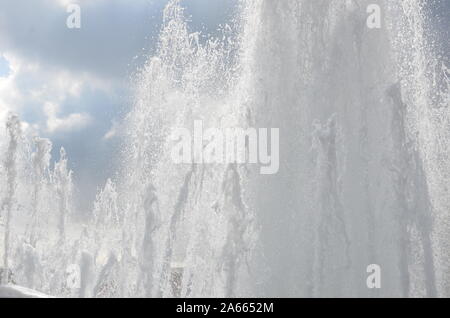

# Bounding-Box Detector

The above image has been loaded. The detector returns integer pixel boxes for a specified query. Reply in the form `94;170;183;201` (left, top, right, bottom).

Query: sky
0;0;448;212
0;0;236;211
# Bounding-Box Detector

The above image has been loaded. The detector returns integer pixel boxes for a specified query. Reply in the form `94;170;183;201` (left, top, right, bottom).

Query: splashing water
0;0;449;297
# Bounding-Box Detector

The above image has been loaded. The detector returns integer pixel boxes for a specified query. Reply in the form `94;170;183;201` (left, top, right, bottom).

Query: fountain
0;0;448;297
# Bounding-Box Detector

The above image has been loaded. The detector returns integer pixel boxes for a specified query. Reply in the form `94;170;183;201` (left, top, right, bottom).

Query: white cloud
103;119;121;140
44;101;91;133
0;52;111;135
47;112;91;133
0;54;23;119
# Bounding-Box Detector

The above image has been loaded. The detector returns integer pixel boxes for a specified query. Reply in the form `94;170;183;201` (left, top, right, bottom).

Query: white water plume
0;0;448;298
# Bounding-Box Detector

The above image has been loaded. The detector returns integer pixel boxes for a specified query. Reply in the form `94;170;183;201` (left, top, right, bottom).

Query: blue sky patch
0;55;10;77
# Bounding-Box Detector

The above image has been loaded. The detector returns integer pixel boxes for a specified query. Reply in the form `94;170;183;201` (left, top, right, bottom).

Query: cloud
0;0;163;79
0;0;237;211
0;54;24;122
0;53;109;134
44;101;92;133
103;119;121;140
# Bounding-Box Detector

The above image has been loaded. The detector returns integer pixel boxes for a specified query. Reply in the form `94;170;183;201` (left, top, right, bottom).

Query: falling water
0;0;449;297
1;115;20;285
121;0;449;297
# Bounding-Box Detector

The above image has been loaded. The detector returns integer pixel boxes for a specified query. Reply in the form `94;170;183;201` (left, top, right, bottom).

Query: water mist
0;0;448;298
